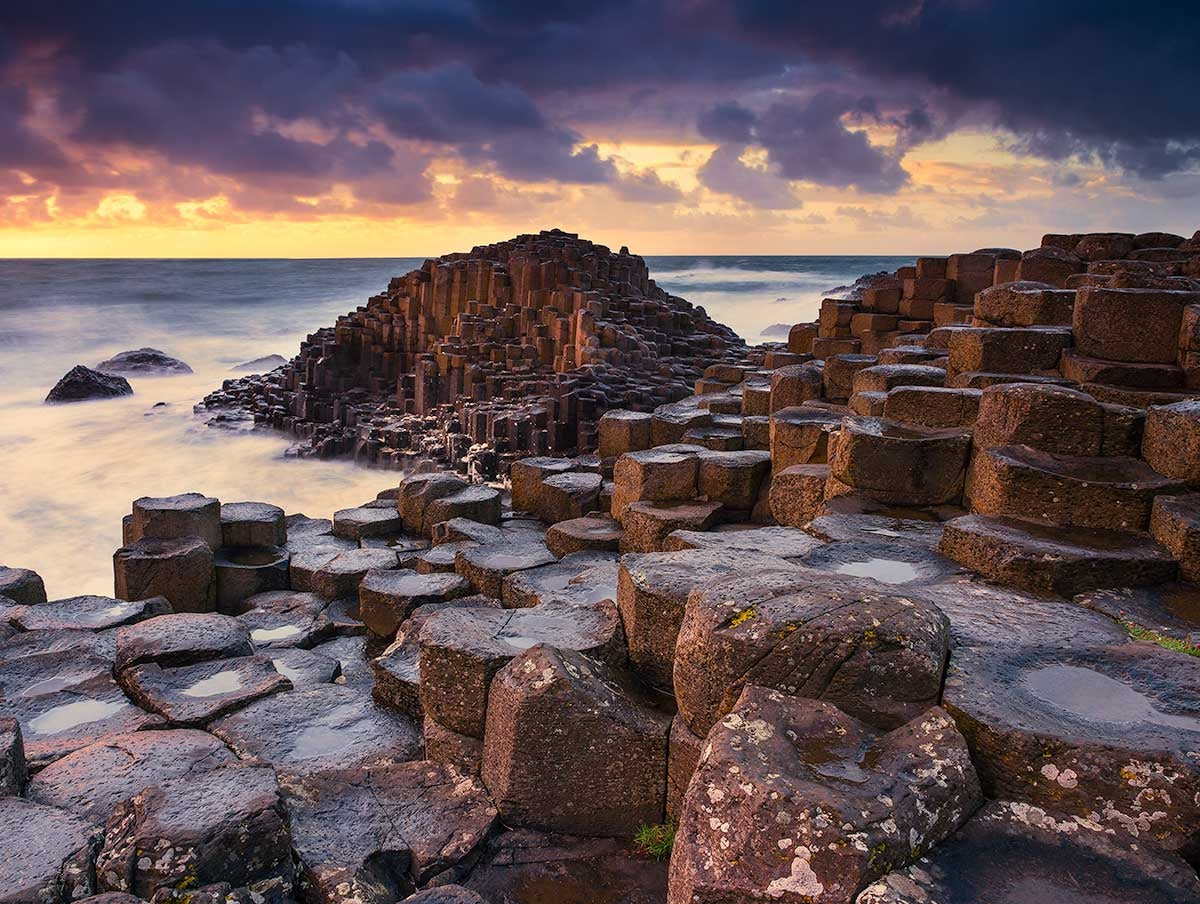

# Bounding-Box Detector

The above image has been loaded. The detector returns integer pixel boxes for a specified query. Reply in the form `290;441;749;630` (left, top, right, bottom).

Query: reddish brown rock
545;516;624;557
937;514;1177;595
618;500;724;553
830;417;971;506
769;407;842;469
1142;400;1200;481
669;690;981;904
359;568;471;638
769;364;824;412
113;537;216;614
219;501;286;548
882;386;981;428
611;449;698;517
973;383;1104;454
1015;247;1085;287
768;464;830;527
1074;287;1199;363
481;645;670;836
1149;493;1200;581
674;569;949;737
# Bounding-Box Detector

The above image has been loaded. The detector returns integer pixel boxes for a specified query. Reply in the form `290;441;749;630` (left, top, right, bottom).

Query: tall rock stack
200;229;744;473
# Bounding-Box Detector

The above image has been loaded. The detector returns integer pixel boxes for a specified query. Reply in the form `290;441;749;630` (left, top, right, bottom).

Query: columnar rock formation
5;227;1200;904
200;229;743;473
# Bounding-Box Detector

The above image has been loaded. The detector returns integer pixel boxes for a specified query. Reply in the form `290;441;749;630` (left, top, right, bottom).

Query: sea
0;254;911;596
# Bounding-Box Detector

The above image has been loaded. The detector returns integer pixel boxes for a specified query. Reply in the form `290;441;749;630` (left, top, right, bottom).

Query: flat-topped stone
663;525;825;558
799;537;962;585
967;445;1187;531
510;456;576;513
1142;399;1200;481
236;589;330;648
114;613;252;672
938;514;1177;595
333;505;405;539
210;684;421;776
418;601;626;738
26;729;235;827
501;553;619;609
359;568;471;638
454;538;559;598
284;760;497;896
1076;583;1200;645
113;537;216;614
831;417;971;506
212;544;289;612
94;763;293;896
3;651;164;766
292;546;399;599
619;499;724;553
858;799;1200;904
974;280;1075;327
219;501;286;547
973;383;1105;455
425;484;502;532
545;515;624;557
767;463;830;527
129;493;222;549
769;406;842;469
0;796;97;901
943;642;1200;854
1;594;170;632
118;654;291;726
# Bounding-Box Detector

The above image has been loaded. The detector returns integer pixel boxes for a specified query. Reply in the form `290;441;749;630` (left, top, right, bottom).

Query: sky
1;1;1198;257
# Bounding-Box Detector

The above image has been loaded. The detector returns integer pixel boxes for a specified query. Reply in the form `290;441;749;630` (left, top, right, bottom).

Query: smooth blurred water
0;254;908;596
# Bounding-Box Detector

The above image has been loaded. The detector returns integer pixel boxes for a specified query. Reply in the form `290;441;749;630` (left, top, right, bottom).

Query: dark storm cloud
0;0;1196;211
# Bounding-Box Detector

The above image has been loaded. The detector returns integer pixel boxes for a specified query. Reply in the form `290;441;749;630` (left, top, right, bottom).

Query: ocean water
0;254;909;596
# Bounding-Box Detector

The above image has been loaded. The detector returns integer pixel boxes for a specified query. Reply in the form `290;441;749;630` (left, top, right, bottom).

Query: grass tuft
633;821;676;860
1124;621;1200;658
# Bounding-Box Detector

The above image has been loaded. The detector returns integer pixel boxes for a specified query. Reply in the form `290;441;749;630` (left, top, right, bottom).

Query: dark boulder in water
231;354;287;373
95;347;192;375
45;365;133;404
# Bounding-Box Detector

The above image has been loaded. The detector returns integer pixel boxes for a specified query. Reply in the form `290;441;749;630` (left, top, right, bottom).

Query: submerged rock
95;347;192;376
45;365;133;403
231;354;288;373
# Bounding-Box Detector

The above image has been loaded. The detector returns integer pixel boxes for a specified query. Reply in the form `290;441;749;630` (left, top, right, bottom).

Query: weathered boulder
946;326;1071;377
695;449;771;510
769;364;824;412
674;569;949;737
669;689;981;904
425;485;502;531
26;729;234;826
45;365;132;403
881;386;981;428
95;764;293;896
283;761;497;901
113;537;216;614
481;645;671;836
0;566;47;605
1014;247;1085;287
398;474;469;535
0;796;97;901
95;347;192;375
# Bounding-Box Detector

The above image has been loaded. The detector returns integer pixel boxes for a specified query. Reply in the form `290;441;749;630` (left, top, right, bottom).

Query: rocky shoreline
5;226;1200;903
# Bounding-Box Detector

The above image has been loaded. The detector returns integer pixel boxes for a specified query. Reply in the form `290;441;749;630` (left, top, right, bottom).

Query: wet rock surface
1;594;170;632
1;796;98;902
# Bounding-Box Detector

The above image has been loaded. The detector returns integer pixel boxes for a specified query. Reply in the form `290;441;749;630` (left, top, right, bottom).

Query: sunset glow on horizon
1;2;1197;257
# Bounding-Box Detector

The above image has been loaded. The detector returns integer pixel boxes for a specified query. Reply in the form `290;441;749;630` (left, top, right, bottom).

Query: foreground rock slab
0;796;97;901
95;764;293;897
942;641;1200;854
670;689;981;904
857;799;1200;904
284;760;497;901
210;684;421;776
